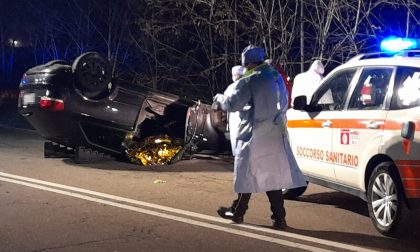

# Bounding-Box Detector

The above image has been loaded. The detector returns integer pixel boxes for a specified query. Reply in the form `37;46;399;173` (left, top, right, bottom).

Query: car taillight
39;97;64;111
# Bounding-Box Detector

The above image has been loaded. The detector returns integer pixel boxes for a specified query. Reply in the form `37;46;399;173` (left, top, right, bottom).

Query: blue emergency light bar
380;37;418;52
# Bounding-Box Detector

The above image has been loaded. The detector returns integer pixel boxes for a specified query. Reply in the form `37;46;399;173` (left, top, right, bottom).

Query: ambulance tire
367;162;408;237
282;184;308;200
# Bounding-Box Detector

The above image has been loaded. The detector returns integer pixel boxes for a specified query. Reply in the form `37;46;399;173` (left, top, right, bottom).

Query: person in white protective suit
291;59;325;105
212;45;307;230
219;65;245;154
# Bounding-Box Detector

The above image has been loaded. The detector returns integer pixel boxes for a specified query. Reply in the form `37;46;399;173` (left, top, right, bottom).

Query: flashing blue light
380;37;418;52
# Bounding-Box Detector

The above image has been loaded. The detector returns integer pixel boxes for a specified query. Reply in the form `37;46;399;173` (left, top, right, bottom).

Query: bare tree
8;0;419;100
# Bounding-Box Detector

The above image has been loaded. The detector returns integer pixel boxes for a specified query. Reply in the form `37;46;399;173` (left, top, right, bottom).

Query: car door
333;67;393;188
384;66;420;200
287;68;358;182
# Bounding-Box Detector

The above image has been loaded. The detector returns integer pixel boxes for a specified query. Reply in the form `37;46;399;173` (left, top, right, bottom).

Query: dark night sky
1;0;420;95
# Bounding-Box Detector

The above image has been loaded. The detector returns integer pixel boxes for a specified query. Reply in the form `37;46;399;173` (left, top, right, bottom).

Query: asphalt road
0;125;419;252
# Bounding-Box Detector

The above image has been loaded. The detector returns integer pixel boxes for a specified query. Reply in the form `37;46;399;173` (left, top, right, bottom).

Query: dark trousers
230;190;285;220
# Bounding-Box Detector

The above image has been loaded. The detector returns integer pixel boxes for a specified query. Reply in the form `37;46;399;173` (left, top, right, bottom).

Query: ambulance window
391;67;420;110
348;68;392;110
311;69;356;111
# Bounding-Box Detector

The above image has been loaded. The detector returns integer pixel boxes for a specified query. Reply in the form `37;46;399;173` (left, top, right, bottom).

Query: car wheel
367;162;407;236
72;52;112;99
282;183;308;200
184;104;205;149
210;109;228;133
184;106;195;144
44;141;74;158
74;146;113;164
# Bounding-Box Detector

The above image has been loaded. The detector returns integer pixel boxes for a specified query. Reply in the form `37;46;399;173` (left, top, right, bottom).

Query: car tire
44;141;74;158
210;109;228;133
367;161;407;236
72;52;112;99
184;104;205;150
74;146;113;164
282;183;308;200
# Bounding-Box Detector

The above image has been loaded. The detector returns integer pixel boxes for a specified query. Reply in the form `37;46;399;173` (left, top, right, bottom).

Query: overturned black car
18;52;230;165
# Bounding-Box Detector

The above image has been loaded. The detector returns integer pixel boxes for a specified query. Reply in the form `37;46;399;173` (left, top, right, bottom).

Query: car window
311;69;357;111
348;68;392;110
390;66;420;110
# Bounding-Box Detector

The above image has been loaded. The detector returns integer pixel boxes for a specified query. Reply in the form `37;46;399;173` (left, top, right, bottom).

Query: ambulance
285;38;420;236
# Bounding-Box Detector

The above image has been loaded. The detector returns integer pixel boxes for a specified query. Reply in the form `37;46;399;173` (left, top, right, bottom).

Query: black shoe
217;207;244;223
272;218;287;230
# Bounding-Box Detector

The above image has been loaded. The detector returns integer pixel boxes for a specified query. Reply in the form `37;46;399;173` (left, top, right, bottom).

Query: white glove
212;93;224;110
213;93;224;103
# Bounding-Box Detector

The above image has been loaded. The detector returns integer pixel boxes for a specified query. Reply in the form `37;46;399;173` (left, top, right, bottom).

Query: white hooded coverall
291;60;325;105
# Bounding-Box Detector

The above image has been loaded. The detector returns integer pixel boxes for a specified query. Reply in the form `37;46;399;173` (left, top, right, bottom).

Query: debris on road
153;179;167;184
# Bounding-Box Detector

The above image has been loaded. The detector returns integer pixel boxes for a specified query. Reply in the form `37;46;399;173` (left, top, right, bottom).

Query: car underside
18;52;230;165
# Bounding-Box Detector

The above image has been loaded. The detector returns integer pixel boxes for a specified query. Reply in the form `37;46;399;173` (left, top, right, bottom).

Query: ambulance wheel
367;162;407;237
282;184;308;200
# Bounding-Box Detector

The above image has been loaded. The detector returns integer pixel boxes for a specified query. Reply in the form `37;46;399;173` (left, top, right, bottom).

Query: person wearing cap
212;45;306;230
291;60;325;105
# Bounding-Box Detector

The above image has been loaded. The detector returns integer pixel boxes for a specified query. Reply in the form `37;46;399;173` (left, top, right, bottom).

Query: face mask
232;74;242;82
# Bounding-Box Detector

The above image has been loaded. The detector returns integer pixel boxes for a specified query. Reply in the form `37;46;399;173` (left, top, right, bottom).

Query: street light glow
9;39;20;47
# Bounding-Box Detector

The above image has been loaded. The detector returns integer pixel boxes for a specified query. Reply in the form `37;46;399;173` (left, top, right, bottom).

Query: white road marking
0;172;378;252
0;176;329;252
